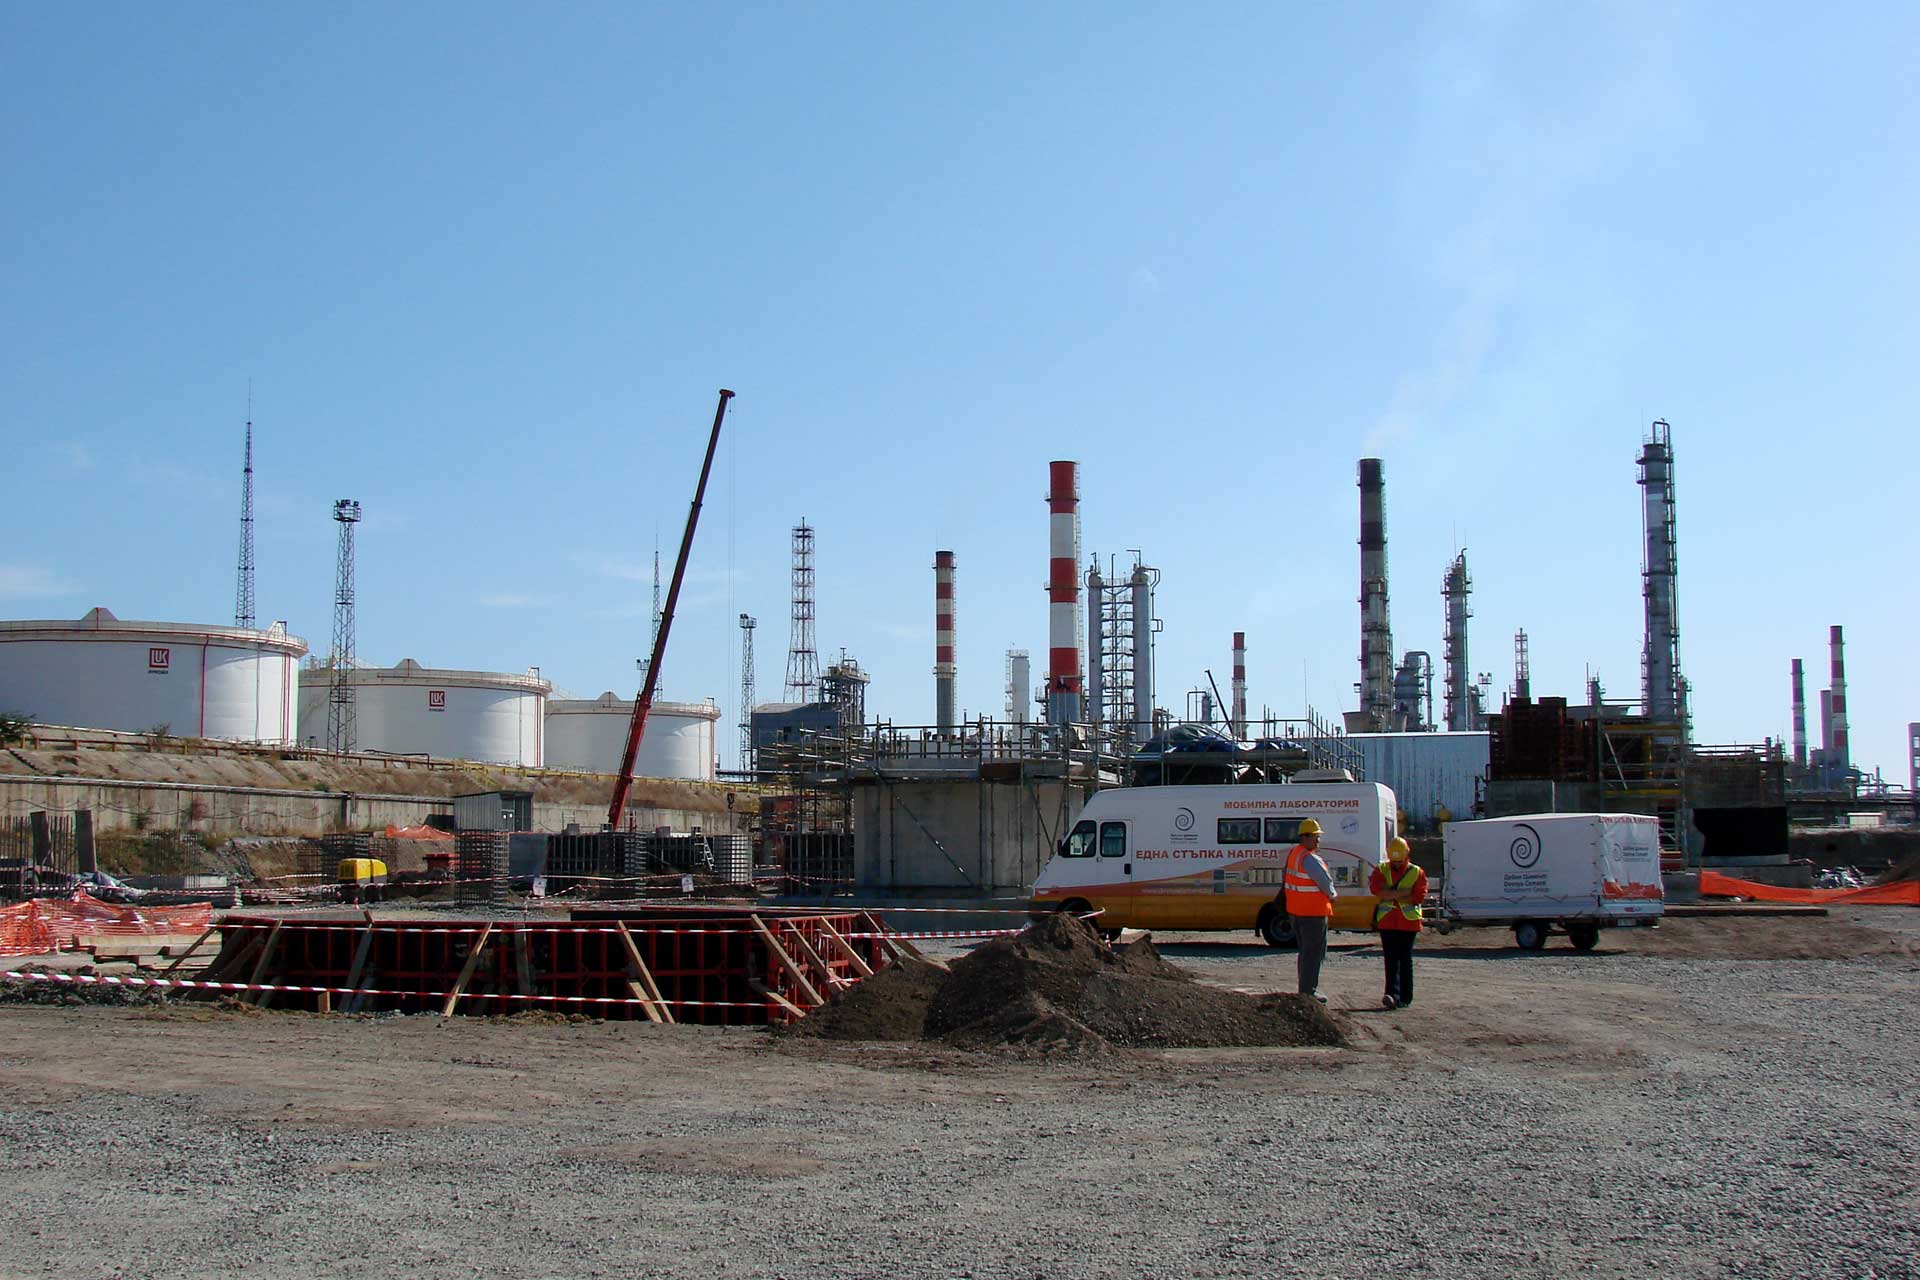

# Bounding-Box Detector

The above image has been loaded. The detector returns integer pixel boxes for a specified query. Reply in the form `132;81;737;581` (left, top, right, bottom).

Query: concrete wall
853;777;1089;892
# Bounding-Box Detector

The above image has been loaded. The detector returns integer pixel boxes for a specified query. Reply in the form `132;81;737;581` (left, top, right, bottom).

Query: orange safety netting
0;891;216;958
1697;870;1920;907
383;824;454;840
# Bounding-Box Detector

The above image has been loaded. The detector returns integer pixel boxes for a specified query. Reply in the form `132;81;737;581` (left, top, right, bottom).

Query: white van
1029;782;1398;947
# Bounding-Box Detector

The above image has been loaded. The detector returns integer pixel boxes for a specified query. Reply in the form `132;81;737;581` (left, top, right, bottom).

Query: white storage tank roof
545;692;722;781
0;607;308;744
296;658;551;766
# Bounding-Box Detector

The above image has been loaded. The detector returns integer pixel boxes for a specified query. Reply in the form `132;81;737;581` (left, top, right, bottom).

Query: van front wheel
1260;908;1297;950
1513;921;1547;951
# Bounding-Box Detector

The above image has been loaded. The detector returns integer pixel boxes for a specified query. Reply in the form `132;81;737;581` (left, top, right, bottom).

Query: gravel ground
1;910;1915;1280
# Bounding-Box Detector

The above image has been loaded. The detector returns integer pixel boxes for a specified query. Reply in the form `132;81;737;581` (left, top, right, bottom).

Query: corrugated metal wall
1347;732;1489;831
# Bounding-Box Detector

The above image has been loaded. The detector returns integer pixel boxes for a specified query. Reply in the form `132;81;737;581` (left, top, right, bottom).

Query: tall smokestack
1829;624;1849;773
1442;551;1474;731
1130;562;1153;742
1790;658;1807;768
1638;421;1683;724
933;550;956;733
1357;458;1394;730
1045;461;1082;724
1231;632;1247;740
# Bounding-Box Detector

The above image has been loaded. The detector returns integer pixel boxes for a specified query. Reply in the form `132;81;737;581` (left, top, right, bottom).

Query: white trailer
1439;813;1664;951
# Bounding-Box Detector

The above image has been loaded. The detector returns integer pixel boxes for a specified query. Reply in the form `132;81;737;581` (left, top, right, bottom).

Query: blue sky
3;3;1915;779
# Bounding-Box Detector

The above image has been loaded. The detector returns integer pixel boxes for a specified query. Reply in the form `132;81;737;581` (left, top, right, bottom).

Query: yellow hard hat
1387;837;1411;857
1296;819;1323;836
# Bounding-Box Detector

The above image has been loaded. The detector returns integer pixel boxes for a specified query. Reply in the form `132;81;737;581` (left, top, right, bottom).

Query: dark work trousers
1293;915;1329;995
1380;928;1416;1003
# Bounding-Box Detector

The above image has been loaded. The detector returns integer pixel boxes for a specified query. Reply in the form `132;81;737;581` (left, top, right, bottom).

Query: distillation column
1357;459;1395;730
1638;421;1683;723
1130;562;1154;742
1442;551;1474;731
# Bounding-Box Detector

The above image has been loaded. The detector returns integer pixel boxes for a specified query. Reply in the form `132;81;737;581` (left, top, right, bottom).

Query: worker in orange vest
1369;836;1428;1009
1280;818;1337;1003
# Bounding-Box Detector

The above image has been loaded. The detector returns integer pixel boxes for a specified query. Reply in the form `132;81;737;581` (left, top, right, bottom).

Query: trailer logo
147;647;170;672
427;690;447;711
1509;823;1542;869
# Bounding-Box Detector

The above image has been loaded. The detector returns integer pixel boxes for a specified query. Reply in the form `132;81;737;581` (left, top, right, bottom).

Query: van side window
1264;817;1302;844
1099;822;1127;858
1217;818;1262;844
1385;818;1396;849
1062;820;1096;858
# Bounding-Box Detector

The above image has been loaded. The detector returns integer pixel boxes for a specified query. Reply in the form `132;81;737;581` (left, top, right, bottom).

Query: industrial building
295;659;550;766
545;693;721;780
1346;731;1489;832
0;608;307;744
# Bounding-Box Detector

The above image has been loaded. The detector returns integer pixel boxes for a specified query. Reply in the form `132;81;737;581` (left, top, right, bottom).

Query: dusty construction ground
2;910;1916;1280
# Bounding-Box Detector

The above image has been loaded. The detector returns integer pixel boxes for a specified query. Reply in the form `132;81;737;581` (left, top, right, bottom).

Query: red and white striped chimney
1829;624;1849;771
1046;461;1082;724
934;550;956;733
1231;631;1247;740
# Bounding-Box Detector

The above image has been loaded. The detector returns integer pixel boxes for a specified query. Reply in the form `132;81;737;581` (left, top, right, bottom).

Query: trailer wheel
1513;920;1547;951
1567;923;1600;951
1259;907;1297;950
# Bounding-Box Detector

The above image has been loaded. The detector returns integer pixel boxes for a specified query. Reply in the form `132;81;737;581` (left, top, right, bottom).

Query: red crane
606;388;734;828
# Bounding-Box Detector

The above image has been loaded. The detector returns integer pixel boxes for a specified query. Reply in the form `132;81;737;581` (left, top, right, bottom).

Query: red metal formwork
196;906;888;1025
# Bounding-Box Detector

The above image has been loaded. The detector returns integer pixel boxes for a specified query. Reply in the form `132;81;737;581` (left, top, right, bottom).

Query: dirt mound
787;914;1344;1054
779;955;950;1042
1879;853;1920;886
0;972;171;1008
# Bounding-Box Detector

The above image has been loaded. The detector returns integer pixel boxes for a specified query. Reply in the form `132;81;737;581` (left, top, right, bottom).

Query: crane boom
606;388;734;828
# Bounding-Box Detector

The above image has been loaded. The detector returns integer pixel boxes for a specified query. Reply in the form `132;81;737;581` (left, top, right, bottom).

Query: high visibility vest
1283;844;1333;917
1373;860;1423;926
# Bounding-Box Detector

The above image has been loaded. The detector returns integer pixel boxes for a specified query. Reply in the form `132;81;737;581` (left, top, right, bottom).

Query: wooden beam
747;976;807;1021
816;917;873;979
439;924;494;1020
342;918;376;1014
783;923;847;991
243;921;283;1006
160;926;219;976
749;914;823;1008
512;929;535;998
860;911;923;963
613;920;673;1024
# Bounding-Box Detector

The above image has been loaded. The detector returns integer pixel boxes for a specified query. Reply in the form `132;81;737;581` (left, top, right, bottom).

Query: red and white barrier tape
845;928;1025;941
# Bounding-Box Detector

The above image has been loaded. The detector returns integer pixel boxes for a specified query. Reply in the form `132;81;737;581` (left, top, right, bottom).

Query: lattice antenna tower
234;392;257;630
738;613;757;772
785;520;818;701
326;499;363;752
1513;629;1531;702
640;535;663;689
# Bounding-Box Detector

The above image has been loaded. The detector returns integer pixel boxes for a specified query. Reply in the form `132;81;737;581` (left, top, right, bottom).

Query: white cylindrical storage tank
544;693;721;781
0;607;307;744
296;659;550;765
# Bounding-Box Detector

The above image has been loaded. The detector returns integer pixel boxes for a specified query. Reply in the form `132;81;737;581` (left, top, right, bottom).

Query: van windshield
1061;820;1097;858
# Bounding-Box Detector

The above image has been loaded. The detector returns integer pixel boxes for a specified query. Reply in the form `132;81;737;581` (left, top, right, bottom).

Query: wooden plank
859;911;923;962
439;923;494;1019
315;989;332;1015
816;918;874;979
783;923;846;991
243;921;283;1006
749;914;823;1008
342;918;377;1014
747;977;807;1021
612;921;671;1024
512;929;535;997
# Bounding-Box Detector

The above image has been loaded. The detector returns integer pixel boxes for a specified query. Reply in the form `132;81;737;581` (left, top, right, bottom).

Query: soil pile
0;969;171;1008
779;955;950;1041
783;914;1344;1054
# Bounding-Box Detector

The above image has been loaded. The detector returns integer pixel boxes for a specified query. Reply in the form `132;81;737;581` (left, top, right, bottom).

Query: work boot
1312;990;1328;1005
1381;994;1398;1010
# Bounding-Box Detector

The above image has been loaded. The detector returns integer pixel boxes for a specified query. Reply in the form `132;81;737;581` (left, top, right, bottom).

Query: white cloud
0;564;79;600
